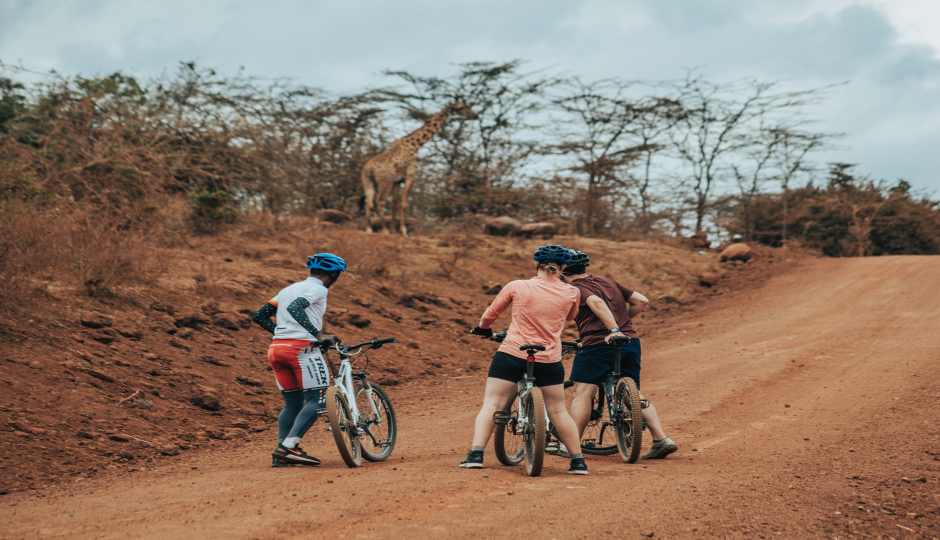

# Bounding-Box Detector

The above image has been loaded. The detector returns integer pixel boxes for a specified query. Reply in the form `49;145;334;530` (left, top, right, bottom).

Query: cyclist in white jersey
252;253;346;466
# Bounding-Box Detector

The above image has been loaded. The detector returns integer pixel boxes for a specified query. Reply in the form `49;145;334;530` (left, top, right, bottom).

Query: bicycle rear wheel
493;394;524;466
523;388;546;477
354;381;396;462
326;386;361;468
562;381;617;455
614;377;643;463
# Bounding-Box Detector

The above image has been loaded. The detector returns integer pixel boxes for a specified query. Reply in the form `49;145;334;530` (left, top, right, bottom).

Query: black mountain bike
478;331;549;477
554;336;645;463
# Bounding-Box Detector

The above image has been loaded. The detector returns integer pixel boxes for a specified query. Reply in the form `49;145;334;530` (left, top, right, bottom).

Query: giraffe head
447;100;478;119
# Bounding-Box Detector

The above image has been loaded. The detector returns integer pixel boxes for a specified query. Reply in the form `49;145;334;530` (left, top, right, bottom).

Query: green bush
189;189;239;234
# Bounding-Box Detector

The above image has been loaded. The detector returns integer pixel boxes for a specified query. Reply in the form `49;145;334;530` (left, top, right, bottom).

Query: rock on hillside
516;222;556;239
720;243;753;262
316;209;351;224
483;216;521;236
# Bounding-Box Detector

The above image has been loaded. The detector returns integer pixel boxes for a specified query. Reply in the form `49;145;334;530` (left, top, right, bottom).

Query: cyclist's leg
638;392;667;441
472;377;519;448
570;382;600;437
269;341;304;442
622;338;669;441
283;347;331;447
569;343;613;437
285;387;326;441
541;384;583;457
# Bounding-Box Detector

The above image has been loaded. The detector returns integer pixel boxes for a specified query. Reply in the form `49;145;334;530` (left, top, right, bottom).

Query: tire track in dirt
2;256;939;539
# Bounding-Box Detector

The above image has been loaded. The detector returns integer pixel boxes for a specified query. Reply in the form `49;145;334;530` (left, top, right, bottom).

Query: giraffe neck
399;106;453;151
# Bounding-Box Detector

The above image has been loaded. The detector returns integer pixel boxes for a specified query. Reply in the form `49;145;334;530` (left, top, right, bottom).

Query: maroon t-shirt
571;276;638;347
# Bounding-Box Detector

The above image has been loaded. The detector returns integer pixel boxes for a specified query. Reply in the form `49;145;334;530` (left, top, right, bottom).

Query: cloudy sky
2;0;939;193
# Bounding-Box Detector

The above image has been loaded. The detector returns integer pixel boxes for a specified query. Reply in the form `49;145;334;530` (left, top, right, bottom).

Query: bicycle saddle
519;344;546;352
608;336;632;345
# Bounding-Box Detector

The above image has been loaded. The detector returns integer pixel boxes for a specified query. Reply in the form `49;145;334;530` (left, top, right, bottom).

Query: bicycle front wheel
614;377;643;463
523;388;546;477
354;381;396;462
326;386;362;468
562;381;617;456
493;394;524;466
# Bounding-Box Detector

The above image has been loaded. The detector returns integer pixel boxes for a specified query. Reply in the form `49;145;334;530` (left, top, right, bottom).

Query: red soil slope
2;251;937;538
0;232;738;495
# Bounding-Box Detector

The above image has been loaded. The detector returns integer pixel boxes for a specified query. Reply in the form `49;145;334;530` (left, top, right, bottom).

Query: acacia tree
379;61;560;217
671;73;827;234
545;79;657;236
630;96;685;233
769;127;832;244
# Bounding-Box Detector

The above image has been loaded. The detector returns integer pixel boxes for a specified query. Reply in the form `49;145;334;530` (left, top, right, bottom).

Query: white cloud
560;0;650;32
862;0;940;57
745;0;940;58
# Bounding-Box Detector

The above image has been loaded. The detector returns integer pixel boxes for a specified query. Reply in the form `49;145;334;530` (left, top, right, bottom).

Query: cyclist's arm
479;283;515;329
585;295;618;330
585;295;626;344
251;301;277;335
286;297;321;337
626;291;649;319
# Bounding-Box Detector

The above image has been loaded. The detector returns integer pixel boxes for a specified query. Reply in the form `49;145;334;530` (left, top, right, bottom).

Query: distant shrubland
1;60;939;305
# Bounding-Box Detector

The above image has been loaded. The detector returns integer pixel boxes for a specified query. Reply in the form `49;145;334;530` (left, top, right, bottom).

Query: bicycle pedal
492;410;512;425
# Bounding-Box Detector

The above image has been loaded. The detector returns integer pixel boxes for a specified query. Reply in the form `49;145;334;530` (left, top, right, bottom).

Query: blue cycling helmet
567;250;590;267
533;244;572;264
562;249;590;276
306;253;347;273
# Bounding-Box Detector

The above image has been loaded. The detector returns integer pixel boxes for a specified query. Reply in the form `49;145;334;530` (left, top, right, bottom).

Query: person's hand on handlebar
470;326;493;338
604;331;626;344
316;334;340;345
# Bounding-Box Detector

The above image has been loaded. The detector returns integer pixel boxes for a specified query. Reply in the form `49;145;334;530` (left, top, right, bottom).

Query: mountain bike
557;336;645;463
312;336;398;468
476;331;549;476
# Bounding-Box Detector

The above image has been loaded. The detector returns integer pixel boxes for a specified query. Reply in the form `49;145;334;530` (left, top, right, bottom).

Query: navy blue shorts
487;351;566;387
569;339;641;389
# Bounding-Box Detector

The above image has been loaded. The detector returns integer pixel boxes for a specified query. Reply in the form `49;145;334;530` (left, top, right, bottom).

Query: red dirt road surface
2;255;939;539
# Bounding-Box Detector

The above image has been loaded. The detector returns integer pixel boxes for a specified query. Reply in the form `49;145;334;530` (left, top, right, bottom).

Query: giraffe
361;100;477;237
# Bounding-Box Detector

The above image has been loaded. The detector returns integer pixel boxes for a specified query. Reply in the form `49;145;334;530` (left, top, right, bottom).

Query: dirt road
3;256;938;539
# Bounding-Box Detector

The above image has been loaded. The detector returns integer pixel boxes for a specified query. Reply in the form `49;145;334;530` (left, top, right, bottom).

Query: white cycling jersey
270;277;328;340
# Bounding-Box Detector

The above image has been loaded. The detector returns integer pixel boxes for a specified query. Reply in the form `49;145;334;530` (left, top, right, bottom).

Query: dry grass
0;202;174;308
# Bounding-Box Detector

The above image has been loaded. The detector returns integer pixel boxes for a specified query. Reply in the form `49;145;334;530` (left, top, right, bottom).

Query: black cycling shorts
569;339;641;389
487;351;566;387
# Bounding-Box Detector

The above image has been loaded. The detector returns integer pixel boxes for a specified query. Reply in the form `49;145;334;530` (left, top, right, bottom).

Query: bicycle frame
322;342;388;447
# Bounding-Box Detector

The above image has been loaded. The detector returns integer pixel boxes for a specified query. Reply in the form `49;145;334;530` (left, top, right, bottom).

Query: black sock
653;439;663;443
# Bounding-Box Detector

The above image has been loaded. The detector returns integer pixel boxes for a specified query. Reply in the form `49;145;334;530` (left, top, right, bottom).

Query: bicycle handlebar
345;337;398;350
310;336;398;352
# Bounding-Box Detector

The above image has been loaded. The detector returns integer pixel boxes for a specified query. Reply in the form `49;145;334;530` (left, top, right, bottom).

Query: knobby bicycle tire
561;382;617;456
523;388;546;477
354;381;397;462
326;386;362;468
614;378;643;464
493;394;524;466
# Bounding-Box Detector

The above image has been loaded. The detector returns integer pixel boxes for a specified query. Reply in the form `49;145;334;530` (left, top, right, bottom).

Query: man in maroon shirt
562;250;677;459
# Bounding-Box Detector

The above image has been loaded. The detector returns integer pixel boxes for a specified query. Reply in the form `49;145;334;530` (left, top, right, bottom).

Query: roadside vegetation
1;60;938;309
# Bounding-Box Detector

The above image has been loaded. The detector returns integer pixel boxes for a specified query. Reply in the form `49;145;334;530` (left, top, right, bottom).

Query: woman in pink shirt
460;245;588;475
